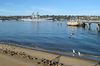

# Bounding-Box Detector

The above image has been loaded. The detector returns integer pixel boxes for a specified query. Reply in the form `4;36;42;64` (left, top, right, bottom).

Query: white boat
22;12;54;22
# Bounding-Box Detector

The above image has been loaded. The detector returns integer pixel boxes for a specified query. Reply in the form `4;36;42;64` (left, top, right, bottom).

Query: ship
21;12;54;22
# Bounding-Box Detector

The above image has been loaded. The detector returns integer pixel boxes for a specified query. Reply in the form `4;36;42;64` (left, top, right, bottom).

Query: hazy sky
0;0;100;16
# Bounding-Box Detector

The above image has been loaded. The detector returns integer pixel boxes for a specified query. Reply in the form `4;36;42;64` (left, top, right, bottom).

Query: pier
79;20;100;30
67;20;100;30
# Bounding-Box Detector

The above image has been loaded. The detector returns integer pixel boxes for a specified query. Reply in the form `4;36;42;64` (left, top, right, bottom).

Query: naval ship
22;12;54;22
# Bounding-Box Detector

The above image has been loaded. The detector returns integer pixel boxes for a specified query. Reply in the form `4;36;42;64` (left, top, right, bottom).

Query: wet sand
0;43;99;66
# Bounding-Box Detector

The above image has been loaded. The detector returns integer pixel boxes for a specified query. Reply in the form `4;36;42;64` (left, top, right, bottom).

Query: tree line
0;15;100;21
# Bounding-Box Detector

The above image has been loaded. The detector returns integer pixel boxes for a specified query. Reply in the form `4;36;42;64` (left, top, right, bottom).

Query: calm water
0;21;100;60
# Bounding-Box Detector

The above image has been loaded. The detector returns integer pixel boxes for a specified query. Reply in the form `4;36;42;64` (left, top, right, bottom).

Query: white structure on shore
21;12;53;22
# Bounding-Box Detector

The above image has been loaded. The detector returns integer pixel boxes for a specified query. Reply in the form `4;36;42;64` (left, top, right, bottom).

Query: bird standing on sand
78;52;81;57
73;49;75;54
73;49;75;56
69;33;74;38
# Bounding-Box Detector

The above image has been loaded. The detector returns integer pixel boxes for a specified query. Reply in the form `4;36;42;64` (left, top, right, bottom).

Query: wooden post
98;24;100;31
96;24;99;30
89;23;91;27
60;21;62;26
82;23;85;27
87;23;89;28
87;23;91;28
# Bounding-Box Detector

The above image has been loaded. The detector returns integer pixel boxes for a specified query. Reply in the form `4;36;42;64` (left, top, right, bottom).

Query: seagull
73;49;75;54
73;49;75;56
69;33;74;38
78;52;81;57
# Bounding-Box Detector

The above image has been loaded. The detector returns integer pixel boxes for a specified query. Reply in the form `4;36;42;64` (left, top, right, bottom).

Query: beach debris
1;50;7;53
45;60;50;64
69;33;74;38
7;51;17;56
21;54;27;58
0;44;66;66
52;61;59;66
41;59;45;63
50;55;62;66
27;55;33;60
8;51;13;56
47;62;51;65
59;63;64;66
36;62;41;64
19;52;27;58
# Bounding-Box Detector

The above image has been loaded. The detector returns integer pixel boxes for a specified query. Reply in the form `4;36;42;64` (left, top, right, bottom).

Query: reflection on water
67;26;83;30
57;21;62;27
97;30;100;33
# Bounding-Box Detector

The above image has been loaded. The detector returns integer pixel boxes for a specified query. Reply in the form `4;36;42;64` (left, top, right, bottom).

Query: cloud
25;11;33;15
89;10;100;15
37;8;58;14
5;2;14;5
0;9;21;14
31;7;60;14
0;9;12;12
76;10;100;15
31;7;35;9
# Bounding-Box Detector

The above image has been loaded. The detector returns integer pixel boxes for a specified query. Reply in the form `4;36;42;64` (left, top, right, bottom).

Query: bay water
0;21;100;60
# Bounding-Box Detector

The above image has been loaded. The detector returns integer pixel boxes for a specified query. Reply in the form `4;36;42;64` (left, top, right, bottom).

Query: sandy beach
0;43;99;66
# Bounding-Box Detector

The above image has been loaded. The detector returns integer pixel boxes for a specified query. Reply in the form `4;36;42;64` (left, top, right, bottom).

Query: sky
0;0;100;16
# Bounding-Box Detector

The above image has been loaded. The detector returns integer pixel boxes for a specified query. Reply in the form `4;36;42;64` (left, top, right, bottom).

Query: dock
67;22;83;26
67;20;100;30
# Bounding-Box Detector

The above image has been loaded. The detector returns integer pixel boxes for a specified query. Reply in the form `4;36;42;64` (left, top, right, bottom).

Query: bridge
78;20;100;30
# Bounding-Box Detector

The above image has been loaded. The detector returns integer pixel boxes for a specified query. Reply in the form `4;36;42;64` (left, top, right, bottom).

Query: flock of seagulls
69;33;82;57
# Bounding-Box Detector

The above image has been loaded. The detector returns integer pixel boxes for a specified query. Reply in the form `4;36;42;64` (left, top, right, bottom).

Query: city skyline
0;0;100;16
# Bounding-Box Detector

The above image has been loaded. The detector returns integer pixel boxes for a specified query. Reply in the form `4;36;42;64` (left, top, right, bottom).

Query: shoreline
10;43;100;61
1;42;100;61
0;43;99;66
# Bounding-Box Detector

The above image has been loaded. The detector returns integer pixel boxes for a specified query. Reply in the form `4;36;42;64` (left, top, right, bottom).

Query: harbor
1;0;100;66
